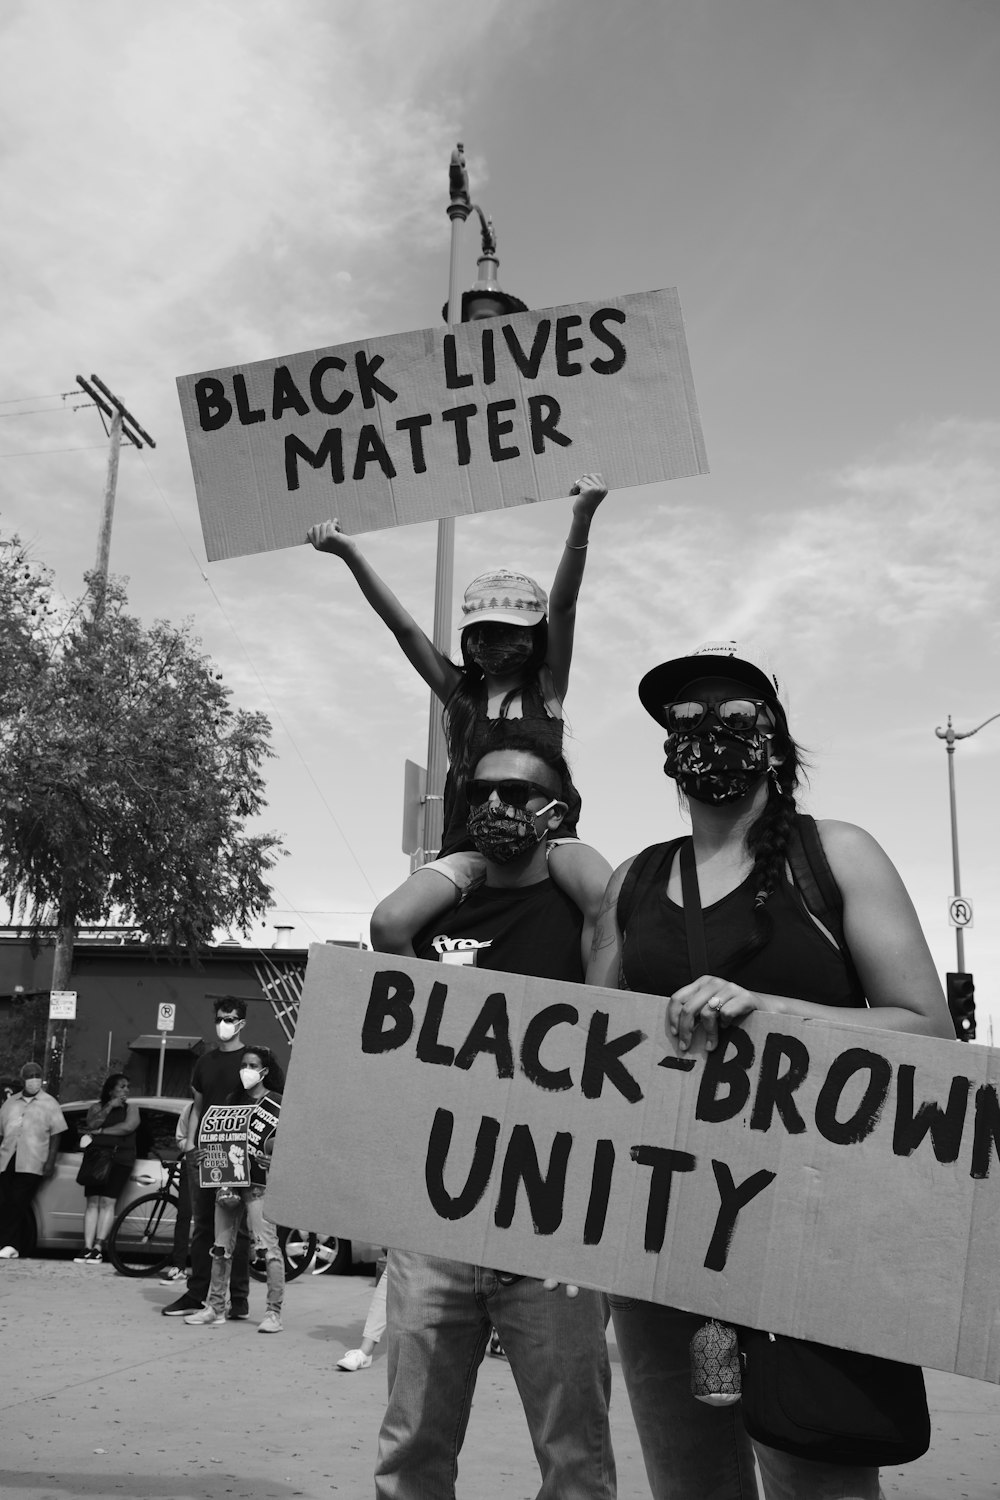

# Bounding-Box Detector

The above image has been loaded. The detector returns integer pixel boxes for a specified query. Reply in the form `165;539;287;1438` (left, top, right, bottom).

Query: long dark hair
725;700;809;972
100;1072;129;1107
443;617;549;785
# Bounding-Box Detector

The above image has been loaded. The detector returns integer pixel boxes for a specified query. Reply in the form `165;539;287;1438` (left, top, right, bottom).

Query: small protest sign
266;944;1000;1384
198;1104;256;1189
176;288;707;562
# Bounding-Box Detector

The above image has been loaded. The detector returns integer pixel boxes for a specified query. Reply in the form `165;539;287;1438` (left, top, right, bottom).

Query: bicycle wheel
107;1192;180;1277
248;1225;318;1284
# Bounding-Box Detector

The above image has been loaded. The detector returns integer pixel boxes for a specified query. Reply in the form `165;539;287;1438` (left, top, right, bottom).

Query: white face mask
216;1020;241;1041
22;1077;42;1096
239;1067;263;1091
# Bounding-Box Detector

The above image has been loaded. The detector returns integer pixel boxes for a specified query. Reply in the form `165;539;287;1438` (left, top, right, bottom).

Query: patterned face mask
663;724;770;805
465;625;534;679
467;797;553;864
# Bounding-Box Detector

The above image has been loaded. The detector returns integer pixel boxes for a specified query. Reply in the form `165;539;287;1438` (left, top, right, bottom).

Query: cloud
571;417;1000;710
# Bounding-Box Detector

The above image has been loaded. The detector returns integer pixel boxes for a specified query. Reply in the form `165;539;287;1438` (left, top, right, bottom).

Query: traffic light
946;972;976;1041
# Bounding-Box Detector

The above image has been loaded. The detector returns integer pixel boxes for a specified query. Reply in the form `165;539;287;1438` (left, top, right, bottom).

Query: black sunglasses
665;698;773;733
466;778;558;810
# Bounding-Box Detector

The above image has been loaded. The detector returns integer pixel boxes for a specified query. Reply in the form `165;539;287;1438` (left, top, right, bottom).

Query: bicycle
106;1160;318;1281
106;1158;182;1277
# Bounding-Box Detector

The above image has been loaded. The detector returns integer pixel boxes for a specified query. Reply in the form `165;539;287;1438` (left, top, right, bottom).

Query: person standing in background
74;1072;139;1263
0;1062;67;1258
161;999;250;1317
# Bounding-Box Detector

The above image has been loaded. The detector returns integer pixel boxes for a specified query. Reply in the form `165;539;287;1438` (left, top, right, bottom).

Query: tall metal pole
420;147;471;861
940;721;965;970
935;710;1000;972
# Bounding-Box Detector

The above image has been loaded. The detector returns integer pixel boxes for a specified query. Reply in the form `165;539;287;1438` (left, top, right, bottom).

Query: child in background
185;1046;285;1334
307;474;610;963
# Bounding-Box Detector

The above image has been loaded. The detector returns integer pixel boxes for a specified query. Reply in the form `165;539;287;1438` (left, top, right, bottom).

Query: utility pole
42;377;156;1097
415;147;527;864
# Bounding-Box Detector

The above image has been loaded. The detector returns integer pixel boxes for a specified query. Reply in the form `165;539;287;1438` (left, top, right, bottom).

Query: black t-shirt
414;876;583;983
191;1047;248;1112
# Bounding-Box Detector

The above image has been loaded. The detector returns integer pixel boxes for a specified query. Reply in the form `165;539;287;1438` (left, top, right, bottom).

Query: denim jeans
610;1299;881;1500
610;1298;758;1500
187;1156;249;1303
209;1187;283;1314
375;1249;616;1500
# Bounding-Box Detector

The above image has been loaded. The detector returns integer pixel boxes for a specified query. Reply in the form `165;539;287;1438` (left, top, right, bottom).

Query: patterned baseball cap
460;569;548;630
638;640;783;728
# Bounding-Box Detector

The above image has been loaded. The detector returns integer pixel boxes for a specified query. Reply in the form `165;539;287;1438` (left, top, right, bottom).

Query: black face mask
465;626;534;679
663;724;770;805
467;798;552;864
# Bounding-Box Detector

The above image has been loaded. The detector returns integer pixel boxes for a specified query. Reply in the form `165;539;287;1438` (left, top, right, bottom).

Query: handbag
76;1142;117;1187
738;1328;931;1466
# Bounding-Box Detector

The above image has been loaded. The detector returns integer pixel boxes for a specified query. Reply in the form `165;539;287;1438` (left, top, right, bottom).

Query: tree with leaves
0;538;282;1089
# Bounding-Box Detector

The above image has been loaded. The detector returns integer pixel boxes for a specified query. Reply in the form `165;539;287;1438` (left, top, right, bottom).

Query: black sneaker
162;1292;205;1317
227;1299;250;1320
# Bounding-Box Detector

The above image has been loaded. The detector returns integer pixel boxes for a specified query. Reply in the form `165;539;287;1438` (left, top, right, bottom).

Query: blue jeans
610;1299;880;1500
375;1250;616;1500
187;1154;249;1304
208;1187;283;1315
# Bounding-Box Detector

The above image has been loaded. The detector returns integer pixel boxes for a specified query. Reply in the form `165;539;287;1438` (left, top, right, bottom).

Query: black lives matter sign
177;289;707;561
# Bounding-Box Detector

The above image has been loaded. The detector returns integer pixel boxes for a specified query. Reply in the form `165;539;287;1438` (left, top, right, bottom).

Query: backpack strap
617;837;688;935
787;814;865;1001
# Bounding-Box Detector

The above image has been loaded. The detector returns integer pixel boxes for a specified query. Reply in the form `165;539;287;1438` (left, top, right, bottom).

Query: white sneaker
0;1246;19;1259
258;1309;283;1334
337;1348;372;1371
184;1307;221;1326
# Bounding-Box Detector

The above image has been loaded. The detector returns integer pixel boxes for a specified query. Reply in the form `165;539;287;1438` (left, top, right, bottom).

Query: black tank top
620;840;864;1009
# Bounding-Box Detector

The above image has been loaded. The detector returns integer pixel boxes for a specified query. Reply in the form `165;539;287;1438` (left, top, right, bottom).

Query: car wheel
249;1225;318;1283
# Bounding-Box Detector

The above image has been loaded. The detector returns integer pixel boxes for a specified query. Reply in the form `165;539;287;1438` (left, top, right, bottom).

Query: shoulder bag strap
679;839;710;977
787;814;866;1002
617;838;686;935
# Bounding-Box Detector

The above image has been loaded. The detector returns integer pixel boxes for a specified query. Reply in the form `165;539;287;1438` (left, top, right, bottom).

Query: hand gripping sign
176;288;707;562
266;944;1000;1385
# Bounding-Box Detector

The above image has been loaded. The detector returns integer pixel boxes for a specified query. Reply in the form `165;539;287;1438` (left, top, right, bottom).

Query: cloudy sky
2;0;998;1036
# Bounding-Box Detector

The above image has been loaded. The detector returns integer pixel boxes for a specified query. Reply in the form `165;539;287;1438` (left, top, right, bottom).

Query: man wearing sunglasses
374;742;617;1500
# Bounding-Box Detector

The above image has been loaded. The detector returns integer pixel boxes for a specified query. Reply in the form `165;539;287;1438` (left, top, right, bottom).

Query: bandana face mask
663;724;771;805
466;797;556;864
465;625;534;679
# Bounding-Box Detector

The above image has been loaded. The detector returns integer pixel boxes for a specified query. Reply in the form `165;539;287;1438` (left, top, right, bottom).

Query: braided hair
724;698;808;973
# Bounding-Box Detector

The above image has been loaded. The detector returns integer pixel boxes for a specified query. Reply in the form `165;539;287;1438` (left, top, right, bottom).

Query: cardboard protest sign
266;944;1000;1383
176;288;707;562
197;1104;256;1189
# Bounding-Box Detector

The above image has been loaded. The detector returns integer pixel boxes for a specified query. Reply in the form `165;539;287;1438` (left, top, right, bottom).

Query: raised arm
546;474;607;701
308;520;463;705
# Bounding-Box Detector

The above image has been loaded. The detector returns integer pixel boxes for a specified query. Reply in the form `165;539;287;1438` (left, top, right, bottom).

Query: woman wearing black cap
586;641;952;1500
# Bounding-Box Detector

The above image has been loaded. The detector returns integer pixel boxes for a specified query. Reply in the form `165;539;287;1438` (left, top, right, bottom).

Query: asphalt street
0;1258;997;1499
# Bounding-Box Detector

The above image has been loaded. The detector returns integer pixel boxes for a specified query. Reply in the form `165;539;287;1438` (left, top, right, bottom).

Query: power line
0;405;84;419
0;444;108;458
0;392;76;405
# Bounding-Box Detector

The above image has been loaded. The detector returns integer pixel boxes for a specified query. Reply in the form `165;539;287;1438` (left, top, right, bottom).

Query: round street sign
948;897;973;929
157;1002;177;1032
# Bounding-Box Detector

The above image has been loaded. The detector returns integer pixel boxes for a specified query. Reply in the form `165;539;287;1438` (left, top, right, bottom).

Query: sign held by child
176;287;706;562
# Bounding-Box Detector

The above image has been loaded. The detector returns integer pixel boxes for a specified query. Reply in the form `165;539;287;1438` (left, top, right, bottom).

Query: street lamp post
934;710;1000;970
418;145;528;863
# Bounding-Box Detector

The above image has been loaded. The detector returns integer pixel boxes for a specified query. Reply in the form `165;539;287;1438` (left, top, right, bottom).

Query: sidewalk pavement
0;1257;997;1499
